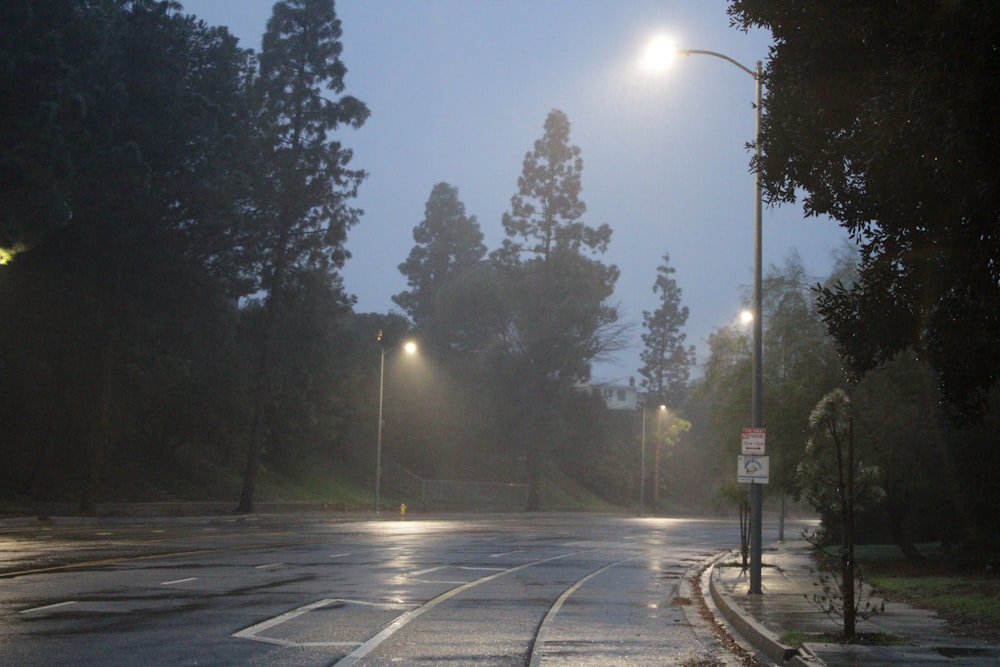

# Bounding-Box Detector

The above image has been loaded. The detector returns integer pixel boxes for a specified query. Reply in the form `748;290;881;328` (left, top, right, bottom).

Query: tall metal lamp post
375;331;417;514
674;47;764;595
640;403;667;516
640;407;647;516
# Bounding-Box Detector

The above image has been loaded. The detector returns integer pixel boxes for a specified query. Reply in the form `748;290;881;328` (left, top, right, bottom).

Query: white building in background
575;377;644;411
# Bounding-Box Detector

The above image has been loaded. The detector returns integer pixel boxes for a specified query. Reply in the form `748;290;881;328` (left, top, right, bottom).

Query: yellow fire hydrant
400;503;407;516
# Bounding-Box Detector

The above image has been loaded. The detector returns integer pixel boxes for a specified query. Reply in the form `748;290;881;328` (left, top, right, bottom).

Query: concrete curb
708;560;825;666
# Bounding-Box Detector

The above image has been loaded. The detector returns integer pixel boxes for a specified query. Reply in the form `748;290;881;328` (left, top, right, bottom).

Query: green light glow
0;243;27;265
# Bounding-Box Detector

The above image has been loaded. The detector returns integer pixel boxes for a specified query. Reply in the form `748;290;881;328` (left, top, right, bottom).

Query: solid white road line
333;551;578;667
233;599;413;647
19;601;77;614
528;555;639;667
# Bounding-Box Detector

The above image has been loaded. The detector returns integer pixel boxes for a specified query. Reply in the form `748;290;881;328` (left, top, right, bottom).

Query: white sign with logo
737;455;770;484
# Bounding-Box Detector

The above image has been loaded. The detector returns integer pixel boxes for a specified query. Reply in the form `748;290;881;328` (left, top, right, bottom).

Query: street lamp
639;403;666;516
375;331;417;514
673;45;765;595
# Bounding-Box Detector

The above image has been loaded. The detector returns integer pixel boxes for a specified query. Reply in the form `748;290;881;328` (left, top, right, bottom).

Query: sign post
739;427;767;594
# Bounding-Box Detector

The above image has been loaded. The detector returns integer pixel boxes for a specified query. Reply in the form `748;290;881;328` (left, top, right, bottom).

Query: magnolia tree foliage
850;354;949;557
800;389;886;640
729;1;1000;413
798;390;883;523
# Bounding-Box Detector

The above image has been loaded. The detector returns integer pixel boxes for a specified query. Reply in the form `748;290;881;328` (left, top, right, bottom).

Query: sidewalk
709;539;1000;666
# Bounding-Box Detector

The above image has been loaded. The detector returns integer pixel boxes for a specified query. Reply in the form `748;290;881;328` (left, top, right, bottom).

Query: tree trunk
889;505;925;560
740;493;751;572
843;417;856;640
80;269;123;515
525;445;542;511
81;399;110;513
235;401;265;513
652;439;661;512
778;493;786;542
236;327;273;513
236;258;285;514
80;333;116;515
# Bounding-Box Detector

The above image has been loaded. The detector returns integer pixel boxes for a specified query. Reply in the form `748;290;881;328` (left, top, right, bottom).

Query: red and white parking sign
741;427;766;455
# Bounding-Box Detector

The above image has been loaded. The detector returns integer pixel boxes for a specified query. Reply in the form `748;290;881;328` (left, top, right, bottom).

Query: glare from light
0;242;26;265
642;35;679;72
740;310;754;326
403;341;417;355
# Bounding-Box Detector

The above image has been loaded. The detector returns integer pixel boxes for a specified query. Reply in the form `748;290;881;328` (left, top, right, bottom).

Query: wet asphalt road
0;513;774;666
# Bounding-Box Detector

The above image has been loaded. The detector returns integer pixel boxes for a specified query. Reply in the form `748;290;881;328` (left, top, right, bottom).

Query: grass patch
780;630;810;648
867;572;1000;637
780;630;907;648
715;560;775;569
853;544;1000;641
539;467;619;511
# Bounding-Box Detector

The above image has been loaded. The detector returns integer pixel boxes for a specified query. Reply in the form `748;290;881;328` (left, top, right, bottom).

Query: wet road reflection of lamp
376;332;417;514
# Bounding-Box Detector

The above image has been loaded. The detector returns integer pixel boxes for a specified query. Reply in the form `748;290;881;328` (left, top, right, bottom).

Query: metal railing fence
382;459;528;511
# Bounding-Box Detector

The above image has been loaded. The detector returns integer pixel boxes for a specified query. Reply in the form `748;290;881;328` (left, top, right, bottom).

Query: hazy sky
180;0;849;383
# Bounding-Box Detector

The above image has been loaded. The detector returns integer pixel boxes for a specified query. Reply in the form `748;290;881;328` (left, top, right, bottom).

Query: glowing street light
642;35;679;71
653;38;765;594
376;331;417;514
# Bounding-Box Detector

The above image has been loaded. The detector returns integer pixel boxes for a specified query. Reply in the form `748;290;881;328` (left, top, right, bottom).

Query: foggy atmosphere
2;1;999;665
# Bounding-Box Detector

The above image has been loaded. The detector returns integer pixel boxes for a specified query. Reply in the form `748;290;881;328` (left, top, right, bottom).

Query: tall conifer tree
237;0;368;512
639;254;695;407
492;110;624;510
394;182;486;342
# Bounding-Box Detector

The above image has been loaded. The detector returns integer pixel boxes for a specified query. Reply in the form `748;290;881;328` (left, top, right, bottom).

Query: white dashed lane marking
161;577;198;586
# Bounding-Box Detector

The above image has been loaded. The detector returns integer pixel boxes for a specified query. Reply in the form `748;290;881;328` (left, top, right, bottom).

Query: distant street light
376;331;417;514
656;40;765;594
